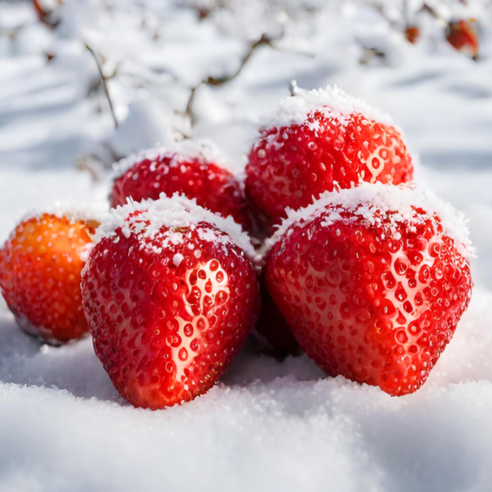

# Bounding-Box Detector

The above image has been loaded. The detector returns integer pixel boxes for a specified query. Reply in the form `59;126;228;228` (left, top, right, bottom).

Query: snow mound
109;96;174;158
1;286;492;492
95;193;259;263
268;183;473;258
263;83;394;130
112;139;236;180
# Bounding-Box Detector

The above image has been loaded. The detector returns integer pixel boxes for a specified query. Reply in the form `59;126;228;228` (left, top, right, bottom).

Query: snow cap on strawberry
246;84;415;231
111;139;252;231
82;193;261;409
268;183;472;257
266;183;472;396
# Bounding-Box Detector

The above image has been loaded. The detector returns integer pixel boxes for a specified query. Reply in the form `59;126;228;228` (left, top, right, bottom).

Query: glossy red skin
246;111;414;232
0;214;95;344
266;208;472;396
112;155;252;232
81;223;261;409
447;20;479;58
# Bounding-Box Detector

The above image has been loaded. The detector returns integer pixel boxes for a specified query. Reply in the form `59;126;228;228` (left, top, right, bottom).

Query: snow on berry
263;84;394;129
265;183;473;396
81;194;261;409
246;85;414;230
96;192;259;264
0;205;105;344
111;139;252;231
268;183;473;258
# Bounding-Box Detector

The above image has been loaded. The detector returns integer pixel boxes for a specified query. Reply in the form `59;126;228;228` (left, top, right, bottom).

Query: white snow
267;183;473;258
1;0;492;490
263;83;394;130
8;201;109;236
109;95;174;158
112;138;237;179
96;193;258;263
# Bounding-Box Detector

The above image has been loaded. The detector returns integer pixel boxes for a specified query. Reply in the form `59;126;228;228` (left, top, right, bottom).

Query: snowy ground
1;1;492;491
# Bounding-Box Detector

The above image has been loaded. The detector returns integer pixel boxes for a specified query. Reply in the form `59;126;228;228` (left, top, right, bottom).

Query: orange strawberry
0;209;101;344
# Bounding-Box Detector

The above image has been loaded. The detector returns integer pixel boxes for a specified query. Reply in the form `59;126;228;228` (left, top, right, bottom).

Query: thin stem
184;33;273;131
85;43;119;129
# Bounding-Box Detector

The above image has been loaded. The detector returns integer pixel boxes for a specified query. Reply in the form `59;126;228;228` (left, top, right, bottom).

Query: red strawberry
246;86;414;232
81;195;261;409
265;184;472;396
111;139;252;232
447;20;479;59
0;208;102;344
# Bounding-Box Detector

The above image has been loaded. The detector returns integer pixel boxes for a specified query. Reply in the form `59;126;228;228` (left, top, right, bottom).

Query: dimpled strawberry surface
81;201;260;409
0;213;97;344
246;89;414;230
112;144;251;231
266;188;472;396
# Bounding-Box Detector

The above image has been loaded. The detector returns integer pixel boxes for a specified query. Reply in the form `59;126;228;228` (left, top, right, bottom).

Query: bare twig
33;0;63;29
420;3;441;20
185;84;200;120
183;33;274;129
85;44;119;129
206;34;274;86
366;1;399;28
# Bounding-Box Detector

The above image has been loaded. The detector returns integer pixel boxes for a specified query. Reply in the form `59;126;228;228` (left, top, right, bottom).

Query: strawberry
246;86;414;231
81;195;261;409
111;139;252;232
446;20;479;59
265;184;472;396
0;208;101;344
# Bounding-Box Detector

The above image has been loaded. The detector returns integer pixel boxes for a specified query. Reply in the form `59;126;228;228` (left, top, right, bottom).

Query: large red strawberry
0;206;103;344
81;194;261;409
111;139;252;232
246;85;414;232
265;184;472;396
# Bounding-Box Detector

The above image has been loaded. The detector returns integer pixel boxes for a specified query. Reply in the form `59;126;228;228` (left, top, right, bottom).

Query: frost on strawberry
111;139;252;232
246;85;414;231
265;184;473;396
81;194;261;409
0;206;103;344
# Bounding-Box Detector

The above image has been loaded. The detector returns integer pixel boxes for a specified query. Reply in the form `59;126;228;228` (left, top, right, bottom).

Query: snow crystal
172;252;184;266
267;183;473;258
95;193;259;264
112;139;237;180
262;83;394;131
